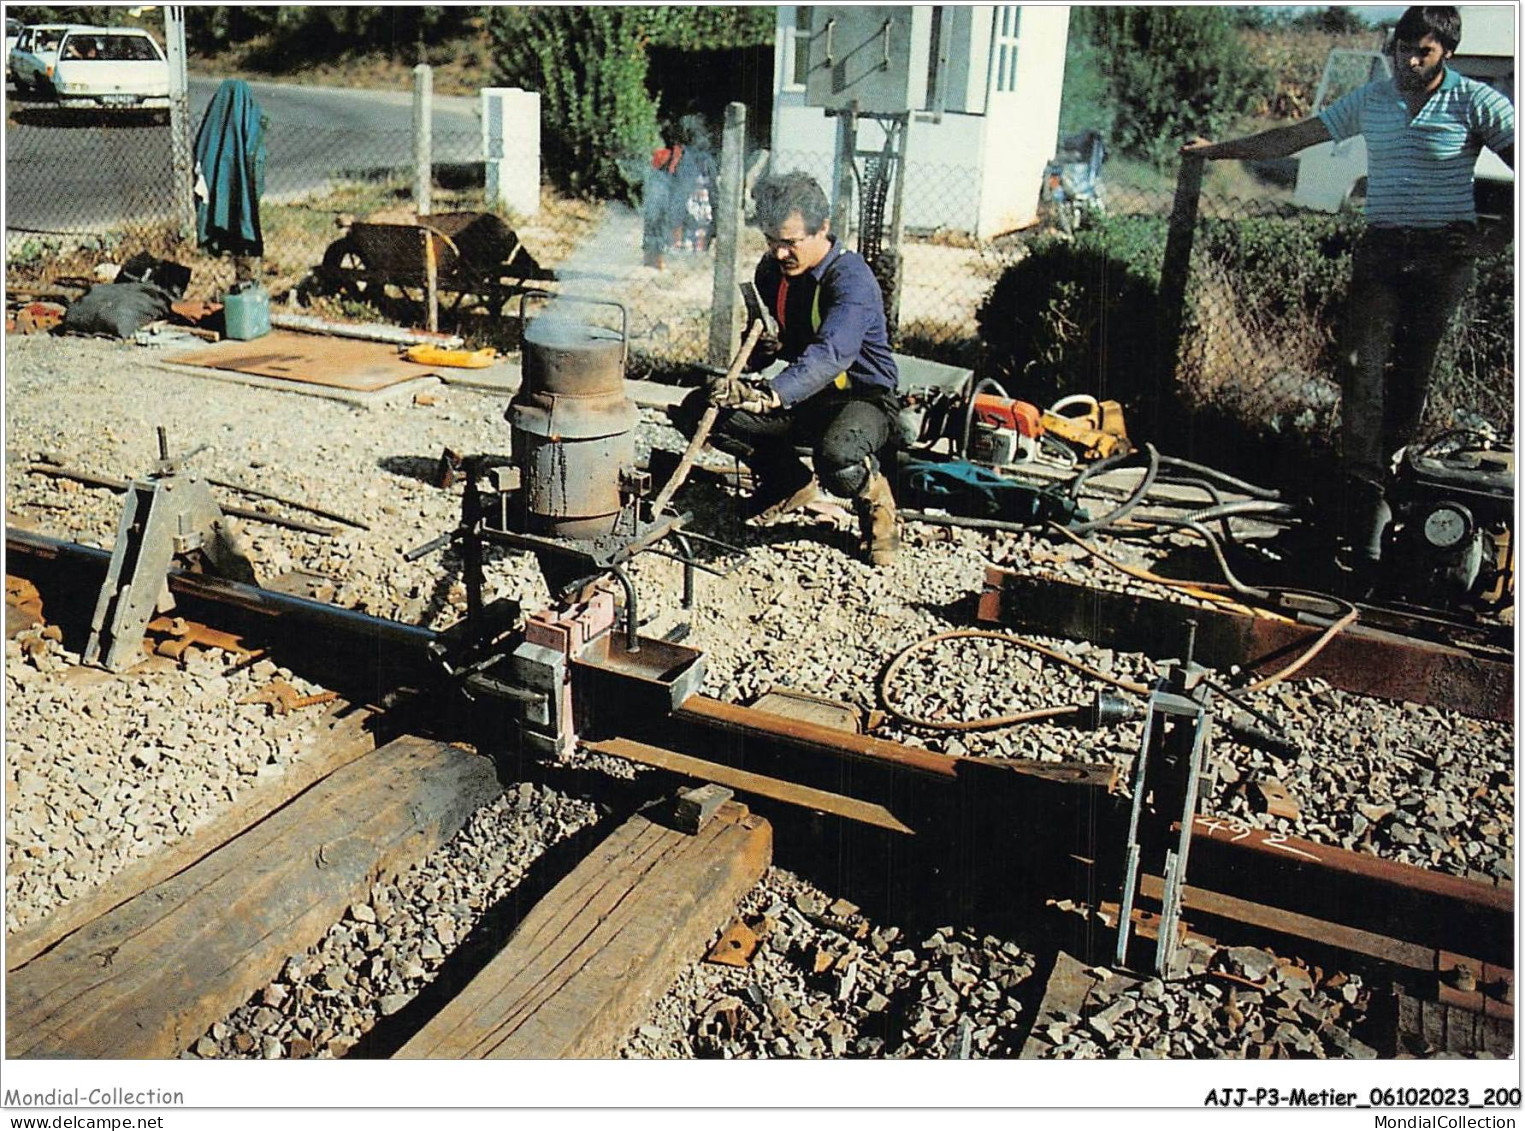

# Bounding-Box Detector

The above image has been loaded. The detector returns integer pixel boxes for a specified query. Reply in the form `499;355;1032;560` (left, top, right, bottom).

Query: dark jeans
671;385;900;498
1338;224;1476;484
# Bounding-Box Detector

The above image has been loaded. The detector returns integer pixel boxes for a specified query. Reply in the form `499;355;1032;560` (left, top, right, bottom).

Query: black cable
1157;455;1281;501
1068;442;1162;535
1127;514;1270;599
1151;473;1233;541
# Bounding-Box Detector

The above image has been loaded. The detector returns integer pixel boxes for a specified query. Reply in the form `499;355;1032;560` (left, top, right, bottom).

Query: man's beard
1396;60;1444;92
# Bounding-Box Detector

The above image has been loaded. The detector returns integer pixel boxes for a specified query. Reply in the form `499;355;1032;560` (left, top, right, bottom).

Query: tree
486;7;660;201
183;7;476;62
484;6;774;201
1075;7;1268;166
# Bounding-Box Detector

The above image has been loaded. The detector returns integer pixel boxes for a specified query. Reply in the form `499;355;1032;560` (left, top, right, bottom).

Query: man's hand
708;373;780;414
733;384;782;415
1180;136;1218;159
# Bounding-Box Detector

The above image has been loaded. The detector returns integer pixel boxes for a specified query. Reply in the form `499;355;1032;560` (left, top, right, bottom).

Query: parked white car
51;27;170;112
10;23;89;94
1295;7;1515;220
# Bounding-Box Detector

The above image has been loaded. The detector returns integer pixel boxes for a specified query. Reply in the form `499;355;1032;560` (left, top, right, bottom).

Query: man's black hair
753;172;830;234
1394;6;1462;53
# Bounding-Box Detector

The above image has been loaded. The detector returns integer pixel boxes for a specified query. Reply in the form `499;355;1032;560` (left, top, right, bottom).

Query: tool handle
649;318;766;517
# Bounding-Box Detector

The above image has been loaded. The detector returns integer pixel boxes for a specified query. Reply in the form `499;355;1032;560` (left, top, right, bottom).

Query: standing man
670;171;903;566
1184;6;1513;582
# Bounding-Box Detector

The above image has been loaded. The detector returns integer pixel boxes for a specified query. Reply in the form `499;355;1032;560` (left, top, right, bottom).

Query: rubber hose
878;628;1149;732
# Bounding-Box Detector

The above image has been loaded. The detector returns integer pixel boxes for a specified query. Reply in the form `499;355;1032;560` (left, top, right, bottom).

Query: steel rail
6;526;1512;974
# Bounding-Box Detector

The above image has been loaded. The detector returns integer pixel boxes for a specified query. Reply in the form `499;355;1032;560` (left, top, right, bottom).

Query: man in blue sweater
672;172;903;566
1184;6;1513;583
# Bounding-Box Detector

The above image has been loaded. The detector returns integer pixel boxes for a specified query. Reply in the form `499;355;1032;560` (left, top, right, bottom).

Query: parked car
1295;6;1515;220
10;23;89;94
5;18;23;67
51;27;170;113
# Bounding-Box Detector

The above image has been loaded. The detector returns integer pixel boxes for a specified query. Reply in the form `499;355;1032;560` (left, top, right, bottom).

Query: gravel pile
1027;945;1376;1060
619;868;1040;1059
4;333;1511;1059
5;634;330;932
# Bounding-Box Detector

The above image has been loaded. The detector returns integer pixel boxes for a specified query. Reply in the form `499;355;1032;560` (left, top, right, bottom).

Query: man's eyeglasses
765;234;816;251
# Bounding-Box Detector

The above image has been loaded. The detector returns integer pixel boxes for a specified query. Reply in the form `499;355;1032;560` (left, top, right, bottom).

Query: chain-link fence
5;112;730;371
8;106;1512;450
1169;172;1514;454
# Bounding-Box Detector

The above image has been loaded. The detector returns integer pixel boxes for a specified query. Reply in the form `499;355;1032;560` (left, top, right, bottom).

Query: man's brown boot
854;469;900;566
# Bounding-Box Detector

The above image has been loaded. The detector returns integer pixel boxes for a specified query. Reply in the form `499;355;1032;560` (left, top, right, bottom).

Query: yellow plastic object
404;345;498;369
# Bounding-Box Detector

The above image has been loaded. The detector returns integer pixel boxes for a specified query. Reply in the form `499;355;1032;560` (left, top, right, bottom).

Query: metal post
708;101;748;370
163;6;196;241
885;113;910;341
1156;155;1205;438
413;64;433;216
831;103;858;248
422;227;439;332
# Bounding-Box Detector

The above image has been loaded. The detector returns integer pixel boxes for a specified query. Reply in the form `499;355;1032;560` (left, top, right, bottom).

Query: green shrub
975;214;1170;410
486;8;659;201
1436;248;1515;431
1075;8;1268;166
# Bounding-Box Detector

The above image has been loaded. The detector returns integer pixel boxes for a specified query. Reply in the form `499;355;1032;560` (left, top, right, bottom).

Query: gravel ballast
3;333;1511;1059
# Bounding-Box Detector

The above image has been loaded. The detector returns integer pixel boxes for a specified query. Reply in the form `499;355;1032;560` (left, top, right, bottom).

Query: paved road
5;78;483;233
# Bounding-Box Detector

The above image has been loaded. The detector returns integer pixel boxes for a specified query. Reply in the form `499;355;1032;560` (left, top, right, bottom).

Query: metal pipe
671;531;697;609
608;565;640;653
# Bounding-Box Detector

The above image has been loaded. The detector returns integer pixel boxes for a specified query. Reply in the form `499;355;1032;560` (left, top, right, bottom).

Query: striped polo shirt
1319;66;1515;228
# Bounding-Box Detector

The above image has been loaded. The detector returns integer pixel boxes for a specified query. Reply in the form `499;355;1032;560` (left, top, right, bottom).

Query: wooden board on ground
167;330;438;391
6;735;500;1058
397;800;771;1059
5;704;381;972
585;736;913;835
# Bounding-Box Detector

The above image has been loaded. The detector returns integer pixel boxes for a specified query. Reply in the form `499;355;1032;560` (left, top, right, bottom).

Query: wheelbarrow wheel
320;238;374;304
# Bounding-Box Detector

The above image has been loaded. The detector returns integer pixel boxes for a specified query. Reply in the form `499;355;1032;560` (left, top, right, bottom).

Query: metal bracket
84;431;257;672
1115;622;1215;977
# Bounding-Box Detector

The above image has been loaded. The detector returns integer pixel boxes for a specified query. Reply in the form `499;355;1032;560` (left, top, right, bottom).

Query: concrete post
708;102;748;371
413;64;433;216
163;6;195;241
481;88;541;217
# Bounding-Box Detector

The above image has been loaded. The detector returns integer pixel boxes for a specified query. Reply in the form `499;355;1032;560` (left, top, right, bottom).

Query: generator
1382;436;1514;613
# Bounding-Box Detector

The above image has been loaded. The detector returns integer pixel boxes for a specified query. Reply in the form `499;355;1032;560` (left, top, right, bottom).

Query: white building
769;5;1071;239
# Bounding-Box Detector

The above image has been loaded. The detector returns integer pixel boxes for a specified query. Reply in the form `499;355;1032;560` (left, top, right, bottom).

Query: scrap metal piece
6;576;45;636
145;615;253;662
436;447;464;488
673;783;735;834
751;689;866;734
705;917;761;967
1249;778;1301;821
237;677;338;717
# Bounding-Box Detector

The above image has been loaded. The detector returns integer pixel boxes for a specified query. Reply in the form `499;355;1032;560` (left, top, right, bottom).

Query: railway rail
3;526;1513;1059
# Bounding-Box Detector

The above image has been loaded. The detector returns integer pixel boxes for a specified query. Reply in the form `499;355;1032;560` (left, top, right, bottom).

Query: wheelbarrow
314;211;555;327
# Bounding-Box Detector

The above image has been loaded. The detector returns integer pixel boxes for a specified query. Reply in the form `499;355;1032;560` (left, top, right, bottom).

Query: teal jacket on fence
193;78;266;256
